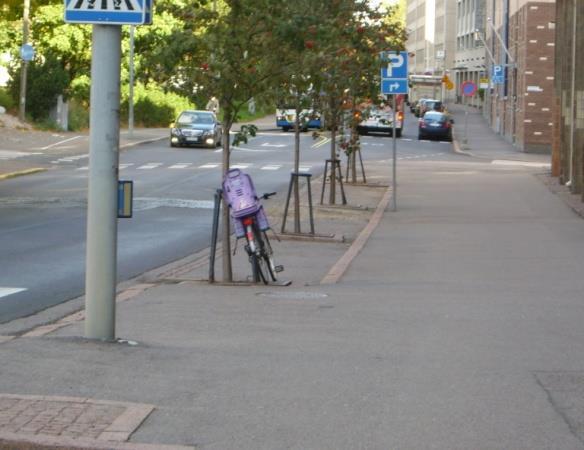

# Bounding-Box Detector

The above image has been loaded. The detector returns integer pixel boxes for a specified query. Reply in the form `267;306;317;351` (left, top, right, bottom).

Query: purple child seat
223;169;271;236
222;168;261;218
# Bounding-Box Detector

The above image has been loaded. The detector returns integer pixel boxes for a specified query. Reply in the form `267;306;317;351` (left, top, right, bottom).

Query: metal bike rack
345;147;366;184
320;158;347;205
281;172;315;235
208;188;223;283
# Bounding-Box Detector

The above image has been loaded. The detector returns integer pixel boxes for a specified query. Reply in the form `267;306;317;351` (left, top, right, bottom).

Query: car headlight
171;128;182;136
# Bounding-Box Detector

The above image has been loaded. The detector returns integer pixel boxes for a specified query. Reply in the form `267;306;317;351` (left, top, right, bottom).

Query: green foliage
68;99;90;131
0;87;15;111
8;56;69;121
120;84;194;127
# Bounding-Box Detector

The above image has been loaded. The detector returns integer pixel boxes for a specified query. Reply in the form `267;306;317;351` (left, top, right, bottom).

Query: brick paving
0;395;153;444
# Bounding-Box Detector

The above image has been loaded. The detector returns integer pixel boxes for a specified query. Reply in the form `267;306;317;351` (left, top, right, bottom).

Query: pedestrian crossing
67;0;141;11
74;162;315;172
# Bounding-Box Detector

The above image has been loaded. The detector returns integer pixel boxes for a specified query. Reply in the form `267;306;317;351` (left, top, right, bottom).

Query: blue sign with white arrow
380;51;408;95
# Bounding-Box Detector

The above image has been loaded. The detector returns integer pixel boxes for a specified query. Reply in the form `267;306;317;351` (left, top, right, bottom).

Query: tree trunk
329;121;337;205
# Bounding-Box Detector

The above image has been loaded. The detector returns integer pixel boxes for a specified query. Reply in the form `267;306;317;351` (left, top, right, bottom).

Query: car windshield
177;112;215;125
424;112;445;123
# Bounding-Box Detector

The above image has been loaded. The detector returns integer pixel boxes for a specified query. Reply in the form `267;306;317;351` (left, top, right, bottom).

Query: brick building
552;0;583;201
484;0;556;153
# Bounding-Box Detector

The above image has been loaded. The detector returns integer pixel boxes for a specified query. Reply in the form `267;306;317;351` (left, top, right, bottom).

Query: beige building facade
454;0;487;108
406;0;457;102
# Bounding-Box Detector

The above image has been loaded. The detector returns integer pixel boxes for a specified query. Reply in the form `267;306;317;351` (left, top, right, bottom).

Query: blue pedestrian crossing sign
380;51;408;95
65;0;152;25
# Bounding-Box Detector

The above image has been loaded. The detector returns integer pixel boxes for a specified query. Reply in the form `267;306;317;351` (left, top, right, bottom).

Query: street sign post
461;81;477;145
65;0;153;340
380;50;408;212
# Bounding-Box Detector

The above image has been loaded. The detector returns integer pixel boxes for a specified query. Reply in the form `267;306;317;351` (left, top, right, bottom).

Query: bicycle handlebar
262;192;277;200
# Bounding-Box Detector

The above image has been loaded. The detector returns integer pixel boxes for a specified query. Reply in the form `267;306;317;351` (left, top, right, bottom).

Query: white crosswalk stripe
199;163;220;169
169;163;192;169
0;287;27;299
137;163;163;170
261;165;281;170
119;163;134;170
231;164;250;169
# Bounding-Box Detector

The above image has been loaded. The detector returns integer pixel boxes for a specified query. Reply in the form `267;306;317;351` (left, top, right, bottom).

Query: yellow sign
445;80;454;90
479;78;489;89
441;75;450;83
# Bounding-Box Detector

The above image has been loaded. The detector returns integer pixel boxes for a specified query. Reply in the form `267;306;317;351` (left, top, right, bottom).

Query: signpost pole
128;25;135;137
391;95;397;212
464;94;468;145
18;0;30;122
85;24;122;341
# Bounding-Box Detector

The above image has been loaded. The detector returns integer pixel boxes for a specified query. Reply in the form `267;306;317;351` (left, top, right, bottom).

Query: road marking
231;164;250;169
298;166;312;172
40;135;83;150
312;137;330;148
491;160;551;168
199;163;220;169
119;163;134;170
0;287;26;299
137;163;163;170
401;138;412;141
0;150;31;159
261;143;286;148
134;198;215;210
169;163;192;169
230;146;270;152
260;165;281;170
76;166;89;171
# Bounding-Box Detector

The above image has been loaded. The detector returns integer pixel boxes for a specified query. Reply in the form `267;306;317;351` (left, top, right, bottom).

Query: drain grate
258;291;329;300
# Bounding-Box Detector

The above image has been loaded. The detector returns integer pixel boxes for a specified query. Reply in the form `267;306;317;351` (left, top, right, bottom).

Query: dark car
418;111;453;141
170;110;223;148
418;99;443;117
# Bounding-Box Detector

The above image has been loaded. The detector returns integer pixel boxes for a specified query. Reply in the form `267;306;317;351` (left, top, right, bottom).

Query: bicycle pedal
274;265;284;273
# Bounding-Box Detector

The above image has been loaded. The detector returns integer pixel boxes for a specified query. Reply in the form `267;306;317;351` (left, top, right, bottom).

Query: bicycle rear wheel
252;226;276;284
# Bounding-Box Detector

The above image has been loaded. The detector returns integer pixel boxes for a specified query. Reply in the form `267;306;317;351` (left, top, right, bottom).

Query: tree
154;0;288;281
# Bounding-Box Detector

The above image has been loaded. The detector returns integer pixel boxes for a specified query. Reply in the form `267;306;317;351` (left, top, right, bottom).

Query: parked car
418;99;444;117
413;98;437;117
170;110;223;148
357;106;403;137
418;111;453;141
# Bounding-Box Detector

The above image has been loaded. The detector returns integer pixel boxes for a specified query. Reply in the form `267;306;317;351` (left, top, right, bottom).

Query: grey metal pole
463;94;468;145
85;25;122;341
128;25;135;137
18;0;30;122
391;95;397;212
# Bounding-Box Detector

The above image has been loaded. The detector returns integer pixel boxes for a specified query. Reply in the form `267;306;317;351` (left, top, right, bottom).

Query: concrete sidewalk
448;103;551;165
3;112;584;449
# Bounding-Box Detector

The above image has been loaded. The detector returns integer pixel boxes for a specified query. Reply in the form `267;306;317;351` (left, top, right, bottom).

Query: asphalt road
0;113;456;323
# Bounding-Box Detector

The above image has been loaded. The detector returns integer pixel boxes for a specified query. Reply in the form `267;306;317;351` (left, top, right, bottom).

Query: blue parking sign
492;65;504;84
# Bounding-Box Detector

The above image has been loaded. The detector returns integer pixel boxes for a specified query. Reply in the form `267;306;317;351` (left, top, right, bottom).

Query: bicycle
222;168;283;284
